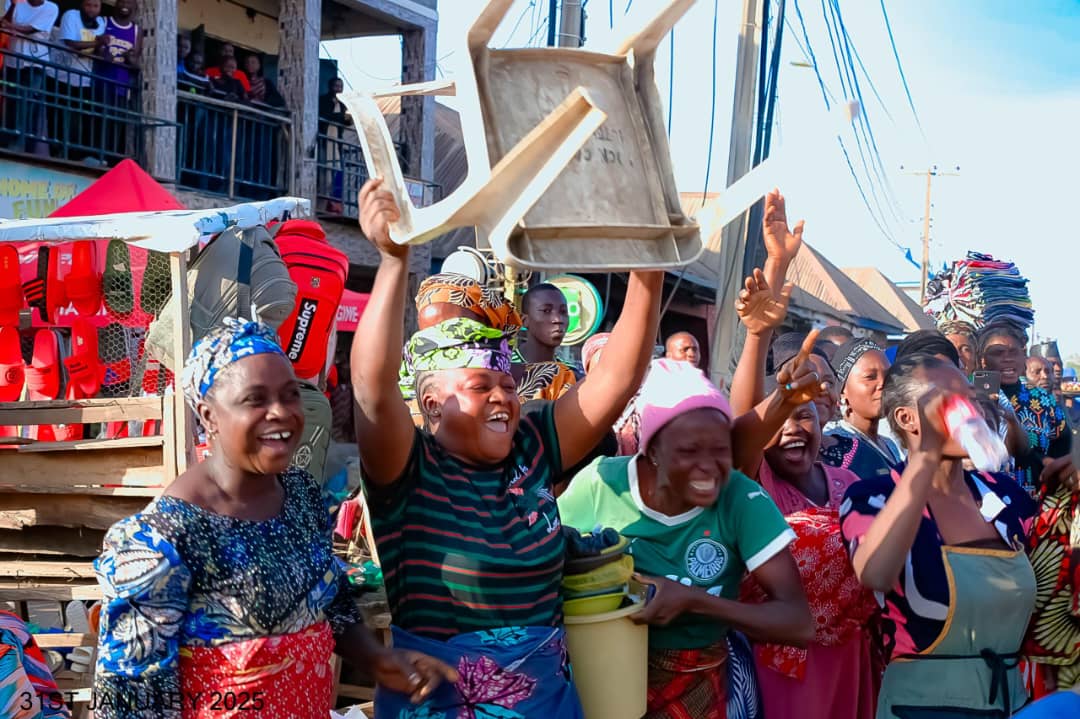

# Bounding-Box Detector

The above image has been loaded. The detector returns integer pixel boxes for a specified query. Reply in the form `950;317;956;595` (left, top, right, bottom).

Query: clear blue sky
326;0;1080;356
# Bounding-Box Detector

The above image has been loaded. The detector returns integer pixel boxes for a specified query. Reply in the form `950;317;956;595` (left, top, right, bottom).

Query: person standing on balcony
176;33;189;74
206;42;249;92
0;0;59;154
209;55;244;103
244;53;282;108
94;0;139;160
318;76;351;213
49;0;107;161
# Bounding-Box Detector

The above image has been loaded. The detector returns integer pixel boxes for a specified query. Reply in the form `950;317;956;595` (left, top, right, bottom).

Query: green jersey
558;455;794;650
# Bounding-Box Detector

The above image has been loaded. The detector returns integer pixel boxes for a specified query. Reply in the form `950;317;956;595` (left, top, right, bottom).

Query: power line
700;0;720;199
667;28;675;134
879;0;925;139
790;0;904;250
502;1;536;47
825;0;905;222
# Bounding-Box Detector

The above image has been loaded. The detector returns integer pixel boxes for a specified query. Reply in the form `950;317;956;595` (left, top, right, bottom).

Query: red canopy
49;159;184;217
19;160;186;327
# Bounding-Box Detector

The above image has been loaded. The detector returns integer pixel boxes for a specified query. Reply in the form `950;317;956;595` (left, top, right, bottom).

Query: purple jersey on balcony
95;17;139;98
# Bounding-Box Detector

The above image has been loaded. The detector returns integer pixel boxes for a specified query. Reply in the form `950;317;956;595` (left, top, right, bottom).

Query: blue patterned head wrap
181;318;288;409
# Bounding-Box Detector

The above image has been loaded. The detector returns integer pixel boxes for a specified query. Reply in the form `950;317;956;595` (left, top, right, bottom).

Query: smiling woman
351;178;664;718
559;359;814;719
93;319;455;719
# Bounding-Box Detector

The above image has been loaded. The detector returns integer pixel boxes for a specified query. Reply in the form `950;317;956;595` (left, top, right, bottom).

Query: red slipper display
0;325;24;402
22;247;67;324
0;246;25;327
63;319;103;399
65;241;103;317
25;329;62;441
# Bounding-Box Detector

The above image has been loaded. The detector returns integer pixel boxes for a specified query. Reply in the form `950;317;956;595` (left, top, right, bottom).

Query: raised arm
733;331;823;476
730;270;793;416
553;271;663;469
351;179;415;485
730;190;803;413
848;391;945;591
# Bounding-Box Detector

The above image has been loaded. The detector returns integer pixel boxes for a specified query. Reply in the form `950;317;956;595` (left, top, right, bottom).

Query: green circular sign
548;274;604;346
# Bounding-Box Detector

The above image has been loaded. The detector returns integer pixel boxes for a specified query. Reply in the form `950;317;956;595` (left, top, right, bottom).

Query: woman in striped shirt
352;179;663;718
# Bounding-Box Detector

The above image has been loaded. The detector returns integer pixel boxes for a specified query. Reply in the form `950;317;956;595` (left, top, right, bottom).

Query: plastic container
564;597;648;719
941;395;1008;471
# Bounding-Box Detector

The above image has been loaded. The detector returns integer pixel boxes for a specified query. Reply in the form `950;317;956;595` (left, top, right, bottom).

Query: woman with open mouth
745;390;880;719
559;345;820;718
94;319;455;719
841;353;1039;717
352;179;664;718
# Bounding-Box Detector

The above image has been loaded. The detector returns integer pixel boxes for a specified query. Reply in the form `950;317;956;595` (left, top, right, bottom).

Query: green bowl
563;590;625;616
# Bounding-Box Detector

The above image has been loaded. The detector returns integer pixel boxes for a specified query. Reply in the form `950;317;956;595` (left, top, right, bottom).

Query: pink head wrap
582;333;611;375
637;359;733;452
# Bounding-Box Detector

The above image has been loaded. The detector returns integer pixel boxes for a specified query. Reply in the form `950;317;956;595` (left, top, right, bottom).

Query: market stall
0;194;309;716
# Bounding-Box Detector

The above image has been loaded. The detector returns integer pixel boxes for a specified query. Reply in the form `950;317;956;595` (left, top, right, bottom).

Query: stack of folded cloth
562;527;634;616
924;252;1034;331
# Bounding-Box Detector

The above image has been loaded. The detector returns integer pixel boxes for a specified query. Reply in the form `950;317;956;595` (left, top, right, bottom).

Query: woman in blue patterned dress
93;319;454;719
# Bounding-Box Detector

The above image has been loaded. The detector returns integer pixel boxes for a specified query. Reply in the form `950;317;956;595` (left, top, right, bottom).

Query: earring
430;409;441;417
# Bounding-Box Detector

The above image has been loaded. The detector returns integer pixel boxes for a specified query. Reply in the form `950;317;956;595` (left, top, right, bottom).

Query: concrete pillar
400;25;436;182
134;0;178;181
278;0;322;199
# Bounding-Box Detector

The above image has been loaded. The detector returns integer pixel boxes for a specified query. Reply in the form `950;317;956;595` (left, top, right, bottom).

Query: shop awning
336;290;370;332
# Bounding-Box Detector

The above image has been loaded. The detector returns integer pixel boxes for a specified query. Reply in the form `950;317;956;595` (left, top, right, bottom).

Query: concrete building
0;0;439;305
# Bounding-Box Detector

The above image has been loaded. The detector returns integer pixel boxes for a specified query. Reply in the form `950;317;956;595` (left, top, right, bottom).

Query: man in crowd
1027;355;1055;393
664;331;701;368
1;0;59;153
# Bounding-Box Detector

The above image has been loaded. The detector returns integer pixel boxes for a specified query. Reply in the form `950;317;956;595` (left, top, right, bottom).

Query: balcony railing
176;89;293;201
316;119;440;220
0;30;176;172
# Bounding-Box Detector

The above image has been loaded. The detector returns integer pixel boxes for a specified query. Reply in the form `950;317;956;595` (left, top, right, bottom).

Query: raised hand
736;268;794;336
359;178;407;259
776;330;825;406
763;188;805;270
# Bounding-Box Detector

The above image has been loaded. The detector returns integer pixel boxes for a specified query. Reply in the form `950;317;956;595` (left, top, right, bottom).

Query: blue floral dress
92;468;361;718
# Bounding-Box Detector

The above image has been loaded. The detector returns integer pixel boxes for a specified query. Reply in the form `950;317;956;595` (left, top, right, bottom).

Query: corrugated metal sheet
679;192;903;334
843;267;934;333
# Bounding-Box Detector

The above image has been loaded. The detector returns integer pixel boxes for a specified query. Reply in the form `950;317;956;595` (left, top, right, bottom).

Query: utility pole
558;0;584;47
708;0;762;386
547;0;558;46
903;164;959;305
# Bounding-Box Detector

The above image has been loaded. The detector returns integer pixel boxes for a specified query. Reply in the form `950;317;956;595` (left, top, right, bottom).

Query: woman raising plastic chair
352;179;664;718
840;353;1039;717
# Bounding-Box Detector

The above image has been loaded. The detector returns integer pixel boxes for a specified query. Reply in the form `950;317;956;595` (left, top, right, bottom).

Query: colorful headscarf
937;319;975;339
181;318;287;409
638;359;733;451
832;337;883;389
582;333;611;375
415;273;522;335
405;318;511;381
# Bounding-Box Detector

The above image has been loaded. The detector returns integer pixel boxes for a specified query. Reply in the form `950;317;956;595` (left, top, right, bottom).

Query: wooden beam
0;561;95;579
0;581;100;601
16;436;164;453
0;494;147;531
369;79;456;98
0;397;164;427
32;632;96;648
0;447;167;493
0;528;105;556
170;251;192;476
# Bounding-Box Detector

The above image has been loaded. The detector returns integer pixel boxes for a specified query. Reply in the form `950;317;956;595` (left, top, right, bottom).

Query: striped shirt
365;402;565;639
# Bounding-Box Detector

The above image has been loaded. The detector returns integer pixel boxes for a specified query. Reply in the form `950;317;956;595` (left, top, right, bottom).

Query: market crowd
5;181;1075;719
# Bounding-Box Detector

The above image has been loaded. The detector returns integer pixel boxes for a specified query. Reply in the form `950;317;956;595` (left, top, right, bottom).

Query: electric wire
700;0;720;201
879;0;925;139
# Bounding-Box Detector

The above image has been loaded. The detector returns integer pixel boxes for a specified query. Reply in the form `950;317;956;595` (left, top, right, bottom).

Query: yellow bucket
564;598;648;719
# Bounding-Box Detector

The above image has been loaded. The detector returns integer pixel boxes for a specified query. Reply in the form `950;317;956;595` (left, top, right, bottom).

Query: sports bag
274;222;349;381
146;225;297;370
